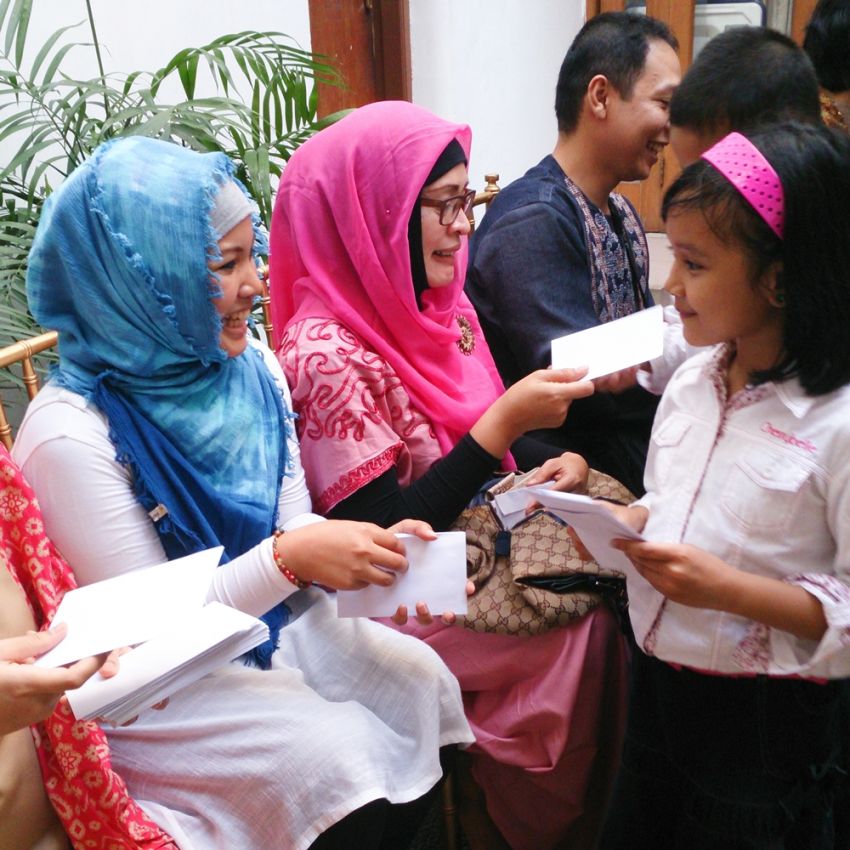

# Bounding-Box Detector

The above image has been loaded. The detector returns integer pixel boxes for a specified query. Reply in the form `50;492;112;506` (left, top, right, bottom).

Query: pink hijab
270;100;508;456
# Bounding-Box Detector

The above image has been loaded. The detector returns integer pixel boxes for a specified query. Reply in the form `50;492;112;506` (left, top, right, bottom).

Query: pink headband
701;131;785;239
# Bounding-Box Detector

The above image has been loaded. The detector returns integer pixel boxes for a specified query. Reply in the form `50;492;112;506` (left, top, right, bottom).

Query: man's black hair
555;12;678;135
670;26;821;136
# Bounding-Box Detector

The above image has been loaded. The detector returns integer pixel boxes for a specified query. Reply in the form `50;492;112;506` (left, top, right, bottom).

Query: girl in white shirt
593;124;850;848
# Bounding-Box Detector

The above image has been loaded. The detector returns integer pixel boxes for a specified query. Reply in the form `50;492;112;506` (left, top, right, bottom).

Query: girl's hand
614;540;738;610
523;452;589;493
278;520;410;590
615;540;828;642
569;503;648;560
0;626;110;734
390;581;476;626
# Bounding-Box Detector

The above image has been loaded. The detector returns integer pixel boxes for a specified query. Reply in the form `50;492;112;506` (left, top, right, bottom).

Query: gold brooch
456;314;476;355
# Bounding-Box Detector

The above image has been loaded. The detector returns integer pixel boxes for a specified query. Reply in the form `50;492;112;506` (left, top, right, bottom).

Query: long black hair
662;122;850;396
804;0;850;92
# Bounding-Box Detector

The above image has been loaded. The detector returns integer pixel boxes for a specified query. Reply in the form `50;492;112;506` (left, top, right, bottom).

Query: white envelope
490;478;555;530
337;533;468;618
522;488;643;576
550;305;664;379
35;547;224;668
66;601;268;725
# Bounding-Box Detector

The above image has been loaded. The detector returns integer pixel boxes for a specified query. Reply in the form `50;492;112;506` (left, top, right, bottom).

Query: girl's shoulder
794;381;850;461
660;345;724;398
282;316;364;356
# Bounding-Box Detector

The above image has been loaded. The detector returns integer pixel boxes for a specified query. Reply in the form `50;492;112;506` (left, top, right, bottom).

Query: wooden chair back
0;331;58;450
256;262;275;344
467;172;501;231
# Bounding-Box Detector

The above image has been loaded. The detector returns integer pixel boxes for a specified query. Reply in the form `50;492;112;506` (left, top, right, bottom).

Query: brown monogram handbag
454;469;634;636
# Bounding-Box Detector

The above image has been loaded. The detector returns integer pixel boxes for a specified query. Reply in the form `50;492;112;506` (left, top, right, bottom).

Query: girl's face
208;215;263;358
420;162;472;289
664;206;784;356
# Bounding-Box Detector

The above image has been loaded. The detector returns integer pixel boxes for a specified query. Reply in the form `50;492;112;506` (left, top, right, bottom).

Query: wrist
706;555;748;613
470;399;520;458
272;531;310;590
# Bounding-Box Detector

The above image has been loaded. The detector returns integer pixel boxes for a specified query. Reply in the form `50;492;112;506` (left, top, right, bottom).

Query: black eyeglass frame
419;188;477;225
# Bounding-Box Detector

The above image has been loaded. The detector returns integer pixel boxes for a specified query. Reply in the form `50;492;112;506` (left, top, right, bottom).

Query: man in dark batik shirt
466;12;680;496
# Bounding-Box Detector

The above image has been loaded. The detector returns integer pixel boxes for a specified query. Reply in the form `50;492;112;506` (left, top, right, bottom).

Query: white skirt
106;590;473;850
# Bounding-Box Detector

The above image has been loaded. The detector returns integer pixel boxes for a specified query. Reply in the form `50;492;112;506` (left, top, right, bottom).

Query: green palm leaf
0;6;345;360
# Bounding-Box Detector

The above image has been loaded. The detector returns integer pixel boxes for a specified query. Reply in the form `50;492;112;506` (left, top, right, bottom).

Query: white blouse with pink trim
631;346;850;678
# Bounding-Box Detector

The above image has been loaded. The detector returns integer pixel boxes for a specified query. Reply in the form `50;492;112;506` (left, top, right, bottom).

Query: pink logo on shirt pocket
760;421;817;454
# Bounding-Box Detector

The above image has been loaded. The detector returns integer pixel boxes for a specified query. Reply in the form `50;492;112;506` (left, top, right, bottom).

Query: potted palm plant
0;0;342;351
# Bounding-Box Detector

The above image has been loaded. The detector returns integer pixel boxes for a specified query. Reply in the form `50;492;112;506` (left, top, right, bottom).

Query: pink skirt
387;605;629;850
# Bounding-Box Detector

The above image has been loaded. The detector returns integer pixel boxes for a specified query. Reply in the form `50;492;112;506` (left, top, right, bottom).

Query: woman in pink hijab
271;101;628;850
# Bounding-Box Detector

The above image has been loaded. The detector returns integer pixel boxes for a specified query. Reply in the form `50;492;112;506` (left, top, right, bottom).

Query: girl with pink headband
583;123;850;846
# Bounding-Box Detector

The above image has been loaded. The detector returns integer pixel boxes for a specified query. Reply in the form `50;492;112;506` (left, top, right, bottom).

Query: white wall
12;0;311;103
14;0;684;295
410;0;585;209
21;0;579;195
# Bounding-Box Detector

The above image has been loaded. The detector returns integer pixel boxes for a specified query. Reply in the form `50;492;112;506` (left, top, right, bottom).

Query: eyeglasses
419;188;476;225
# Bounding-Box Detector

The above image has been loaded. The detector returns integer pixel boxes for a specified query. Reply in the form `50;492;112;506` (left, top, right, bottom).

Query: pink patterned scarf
269;100;509;459
0;447;176;849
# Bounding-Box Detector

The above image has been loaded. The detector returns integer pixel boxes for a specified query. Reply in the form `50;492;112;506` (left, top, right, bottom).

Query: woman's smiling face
208;216;263;358
420;162;472;289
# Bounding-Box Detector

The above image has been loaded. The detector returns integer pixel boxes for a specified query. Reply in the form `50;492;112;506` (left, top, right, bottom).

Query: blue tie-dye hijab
27;137;288;666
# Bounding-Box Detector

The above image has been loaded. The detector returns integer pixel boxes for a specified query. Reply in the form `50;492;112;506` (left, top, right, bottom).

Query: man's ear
762;263;786;308
586;74;611;119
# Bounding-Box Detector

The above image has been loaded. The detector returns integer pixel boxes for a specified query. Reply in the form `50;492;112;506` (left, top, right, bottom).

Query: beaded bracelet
272;530;310;590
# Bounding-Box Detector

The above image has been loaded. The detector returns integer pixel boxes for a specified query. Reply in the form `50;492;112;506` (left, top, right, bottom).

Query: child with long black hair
592;123;850;848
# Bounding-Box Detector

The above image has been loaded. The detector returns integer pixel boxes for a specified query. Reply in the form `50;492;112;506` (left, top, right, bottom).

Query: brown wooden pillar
792;0;818;44
585;0;628;16
308;0;411;118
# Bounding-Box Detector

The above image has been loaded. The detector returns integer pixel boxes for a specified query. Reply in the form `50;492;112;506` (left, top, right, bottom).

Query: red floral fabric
281;317;444;513
1;447;177;849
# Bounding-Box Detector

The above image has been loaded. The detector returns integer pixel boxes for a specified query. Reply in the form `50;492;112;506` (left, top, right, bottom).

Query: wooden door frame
791;0;817;43
308;0;411;118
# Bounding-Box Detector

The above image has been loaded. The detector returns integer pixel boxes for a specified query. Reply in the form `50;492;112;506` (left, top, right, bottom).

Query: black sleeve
510;434;565;470
327;434;500;530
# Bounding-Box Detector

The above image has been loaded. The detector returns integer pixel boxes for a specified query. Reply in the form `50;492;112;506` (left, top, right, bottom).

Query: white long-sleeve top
12;341;474;850
12;341;321;618
632;345;850;679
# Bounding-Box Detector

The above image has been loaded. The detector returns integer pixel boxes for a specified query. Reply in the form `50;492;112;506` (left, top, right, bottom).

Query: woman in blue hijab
13;136;472;850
